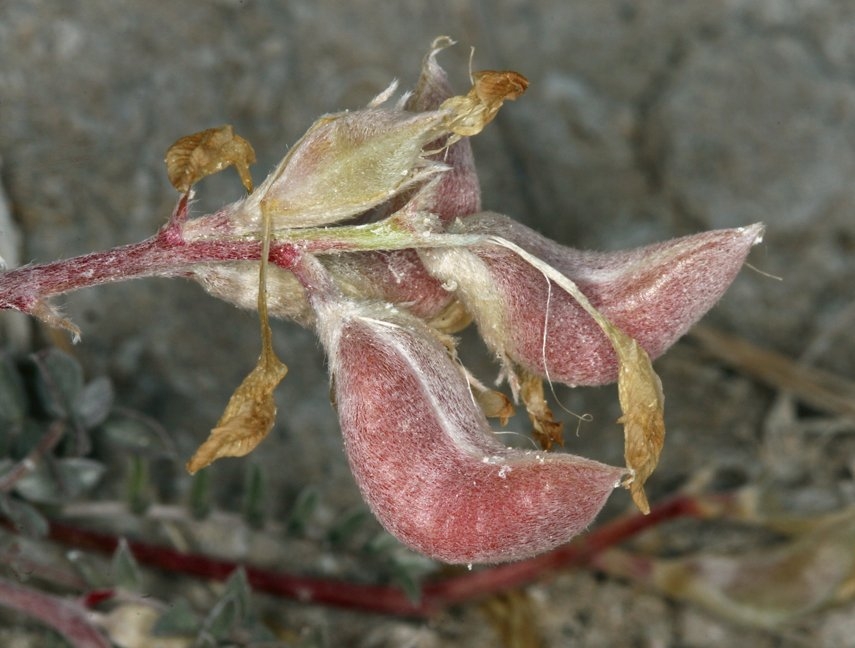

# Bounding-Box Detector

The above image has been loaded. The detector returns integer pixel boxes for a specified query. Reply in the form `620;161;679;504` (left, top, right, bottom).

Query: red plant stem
419;495;703;609
0;224;277;313
0;576;111;648
41;495;707;618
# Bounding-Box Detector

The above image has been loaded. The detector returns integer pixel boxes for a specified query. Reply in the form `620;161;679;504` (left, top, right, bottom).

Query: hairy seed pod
314;297;625;564
421;214;764;386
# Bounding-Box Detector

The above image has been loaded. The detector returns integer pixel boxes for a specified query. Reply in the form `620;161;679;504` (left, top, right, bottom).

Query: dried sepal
250;110;447;229
611;328;665;514
30;300;81;344
185;350;287;474
441;70;528;141
519;372;564;450
467;371;516;424
165;125;256;194
186;186;287;474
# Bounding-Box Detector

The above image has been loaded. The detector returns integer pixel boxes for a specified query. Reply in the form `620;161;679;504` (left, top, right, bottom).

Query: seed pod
421;213;764;386
313;295;625;564
405;36;482;223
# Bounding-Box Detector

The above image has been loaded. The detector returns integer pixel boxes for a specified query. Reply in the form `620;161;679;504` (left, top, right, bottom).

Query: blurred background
1;1;854;646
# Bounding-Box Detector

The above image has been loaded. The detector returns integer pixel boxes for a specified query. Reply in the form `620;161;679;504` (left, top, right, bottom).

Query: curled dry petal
422;213;765;387
519;371;564;450
186;191;288;474
185;351;287;474
165;125;256;194
441;70;529;141
613;329;665;514
308;277;625;563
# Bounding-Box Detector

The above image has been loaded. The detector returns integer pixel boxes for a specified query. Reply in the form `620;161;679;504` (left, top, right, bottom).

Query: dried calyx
0;37;764;563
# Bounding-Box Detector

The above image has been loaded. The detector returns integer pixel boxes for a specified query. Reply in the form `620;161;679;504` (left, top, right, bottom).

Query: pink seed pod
421;213;764;387
404;36;481;224
313;293;625;564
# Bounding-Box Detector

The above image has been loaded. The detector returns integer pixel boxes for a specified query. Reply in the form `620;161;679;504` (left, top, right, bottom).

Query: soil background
2;1;855;646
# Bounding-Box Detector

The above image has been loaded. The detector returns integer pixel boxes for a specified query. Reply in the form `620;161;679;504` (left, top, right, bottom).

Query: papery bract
421;213;764;387
319;37;482;326
309;277;625;564
238;108;448;231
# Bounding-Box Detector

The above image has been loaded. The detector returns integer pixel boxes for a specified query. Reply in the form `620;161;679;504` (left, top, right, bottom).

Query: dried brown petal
186;172;287;474
185;352;287;474
520;372;564;451
472;70;529;104
441;70;529;139
612;330;665;514
165;125;256;194
472;383;516;425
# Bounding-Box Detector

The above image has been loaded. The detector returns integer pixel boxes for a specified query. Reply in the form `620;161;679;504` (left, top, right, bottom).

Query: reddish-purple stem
41;495;706;618
0;576;111;648
0;229;266;312
0;197;304;315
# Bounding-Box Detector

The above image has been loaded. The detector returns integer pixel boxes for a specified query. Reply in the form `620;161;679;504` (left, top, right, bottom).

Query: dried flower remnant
469;375;516;425
165;125;256;194
185;342;287;474
441;69;529;142
186;162;287;473
519;372;565;451
612;325;665;514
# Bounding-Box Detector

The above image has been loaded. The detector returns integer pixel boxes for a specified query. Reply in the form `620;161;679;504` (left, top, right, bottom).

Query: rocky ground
1;1;855;646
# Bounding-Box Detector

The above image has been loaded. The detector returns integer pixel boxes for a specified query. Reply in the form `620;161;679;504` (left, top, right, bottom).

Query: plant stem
37;495;710;618
0;576;111;648
0;204;479;324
